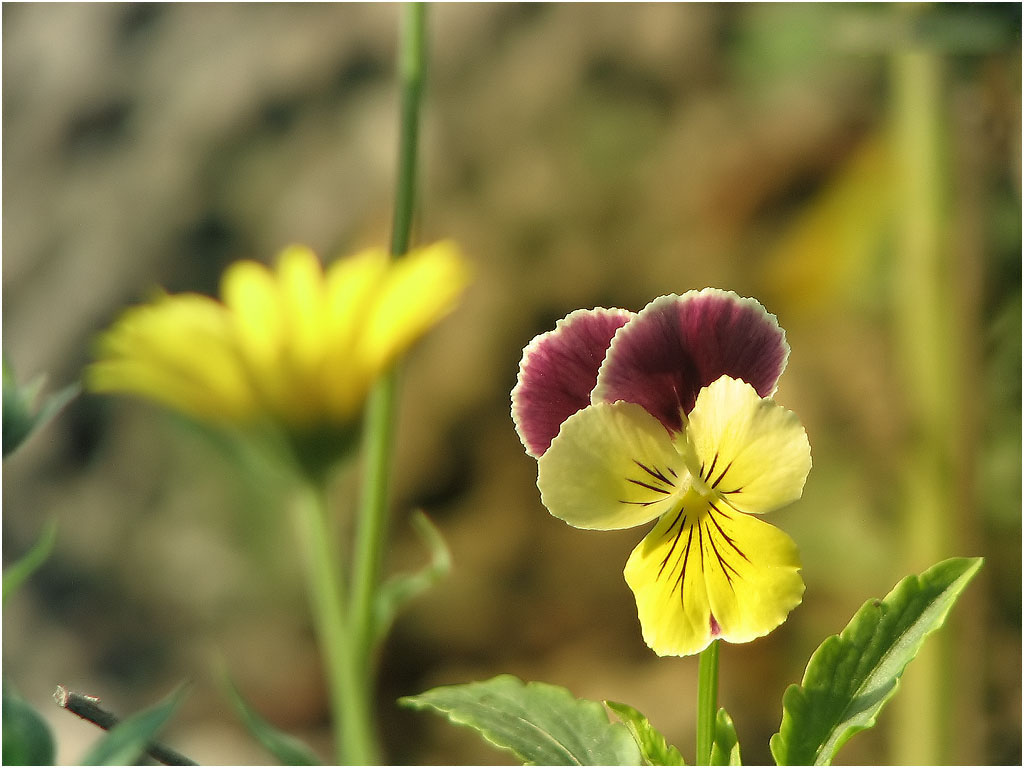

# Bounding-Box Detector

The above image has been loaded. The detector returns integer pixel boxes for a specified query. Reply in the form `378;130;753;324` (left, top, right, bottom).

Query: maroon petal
593;289;789;433
512;307;634;457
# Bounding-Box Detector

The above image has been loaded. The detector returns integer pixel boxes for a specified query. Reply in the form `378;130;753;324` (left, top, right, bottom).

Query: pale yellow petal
537;402;685;531
684;375;811;514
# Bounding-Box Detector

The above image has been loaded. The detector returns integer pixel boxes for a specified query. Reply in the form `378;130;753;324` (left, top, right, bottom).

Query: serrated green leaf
605;700;684;766
375;510;451;641
81;687;187;766
770;557;983;765
3;519;57;606
2;356;78;458
222;673;320;765
710;708;741;766
2;680;55;765
400;674;643;765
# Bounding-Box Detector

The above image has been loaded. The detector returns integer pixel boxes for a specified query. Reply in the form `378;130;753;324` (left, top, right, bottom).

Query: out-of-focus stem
347;4;428;763
889;20;955;766
295;483;373;765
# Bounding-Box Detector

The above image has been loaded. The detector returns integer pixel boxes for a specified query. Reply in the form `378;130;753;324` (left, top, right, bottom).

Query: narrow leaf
375;510;451;641
2;356;78;458
222;674;320;765
3;519;57;605
770;557;983;766
80;687;186;766
3;681;55;766
605;700;685;765
710;708;741;766
400;674;643;765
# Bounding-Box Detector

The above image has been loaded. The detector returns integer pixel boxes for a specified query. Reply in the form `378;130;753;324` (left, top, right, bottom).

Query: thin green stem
889;13;953;765
696;640;719;766
346;4;428;763
295;482;373;765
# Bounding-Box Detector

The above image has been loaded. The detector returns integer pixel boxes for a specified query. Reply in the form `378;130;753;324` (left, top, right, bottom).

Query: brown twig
54;685;198;766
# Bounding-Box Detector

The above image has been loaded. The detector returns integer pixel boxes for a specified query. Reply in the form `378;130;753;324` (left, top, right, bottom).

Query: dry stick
54;686;197;766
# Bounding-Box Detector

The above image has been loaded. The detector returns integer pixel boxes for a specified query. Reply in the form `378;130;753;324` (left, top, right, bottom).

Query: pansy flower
512;289;811;656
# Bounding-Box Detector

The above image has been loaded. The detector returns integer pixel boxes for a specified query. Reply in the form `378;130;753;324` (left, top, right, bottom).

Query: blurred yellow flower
88;241;468;443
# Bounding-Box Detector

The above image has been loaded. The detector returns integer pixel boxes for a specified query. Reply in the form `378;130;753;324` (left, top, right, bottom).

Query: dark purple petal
593;289;789;433
512;307;634;457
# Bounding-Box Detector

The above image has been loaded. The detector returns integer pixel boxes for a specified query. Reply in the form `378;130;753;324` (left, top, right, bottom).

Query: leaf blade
770;557;983;765
80;687;187;766
222;673;320;765
605;700;685;765
2;681;55;766
400;674;643;766
3;519;57;606
710;707;741;766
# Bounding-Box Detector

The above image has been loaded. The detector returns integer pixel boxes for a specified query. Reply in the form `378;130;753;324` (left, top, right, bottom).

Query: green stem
346;3;428;763
295;483;373;765
696;640;719;765
889;9;953;765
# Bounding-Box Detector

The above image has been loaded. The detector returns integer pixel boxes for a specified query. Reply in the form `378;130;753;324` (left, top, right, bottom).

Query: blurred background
2;3;1020;765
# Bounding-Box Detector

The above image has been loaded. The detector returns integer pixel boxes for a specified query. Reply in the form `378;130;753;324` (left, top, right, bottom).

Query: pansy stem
347;3;428;763
696;640;719;765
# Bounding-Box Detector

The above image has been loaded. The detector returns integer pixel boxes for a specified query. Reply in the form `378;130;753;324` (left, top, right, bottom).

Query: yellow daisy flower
88;241;468;466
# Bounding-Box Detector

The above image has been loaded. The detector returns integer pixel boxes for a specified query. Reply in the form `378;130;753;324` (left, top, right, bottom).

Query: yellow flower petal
87;294;255;422
624;490;715;656
623;490;803;656
356;241;470;376
702;505;804;644
88;241;470;452
537;401;685;531
683;375;811;515
323;248;390;418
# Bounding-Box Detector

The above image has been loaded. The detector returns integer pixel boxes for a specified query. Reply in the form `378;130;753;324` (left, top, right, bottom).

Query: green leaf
770;557;983;766
3;519;57;606
2;356;78;458
710;708;741;766
2;681;55;765
375;510;451;641
605;700;685;765
80;687;187;766
222;673;320;765
400;674;644;765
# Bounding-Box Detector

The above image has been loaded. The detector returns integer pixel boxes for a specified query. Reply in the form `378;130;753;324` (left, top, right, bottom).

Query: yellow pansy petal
623;491;803;656
702;506;803;644
537;401;685;531
623;491;715;656
356;240;469;376
684;375;811;515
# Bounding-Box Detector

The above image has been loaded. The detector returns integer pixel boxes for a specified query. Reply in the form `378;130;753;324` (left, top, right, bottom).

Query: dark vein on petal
710;459;735;489
704;453;719;482
705;520;741;590
707;503;750;562
627;478;670;495
657;512;686;579
672;524;695;598
634;459;673;487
